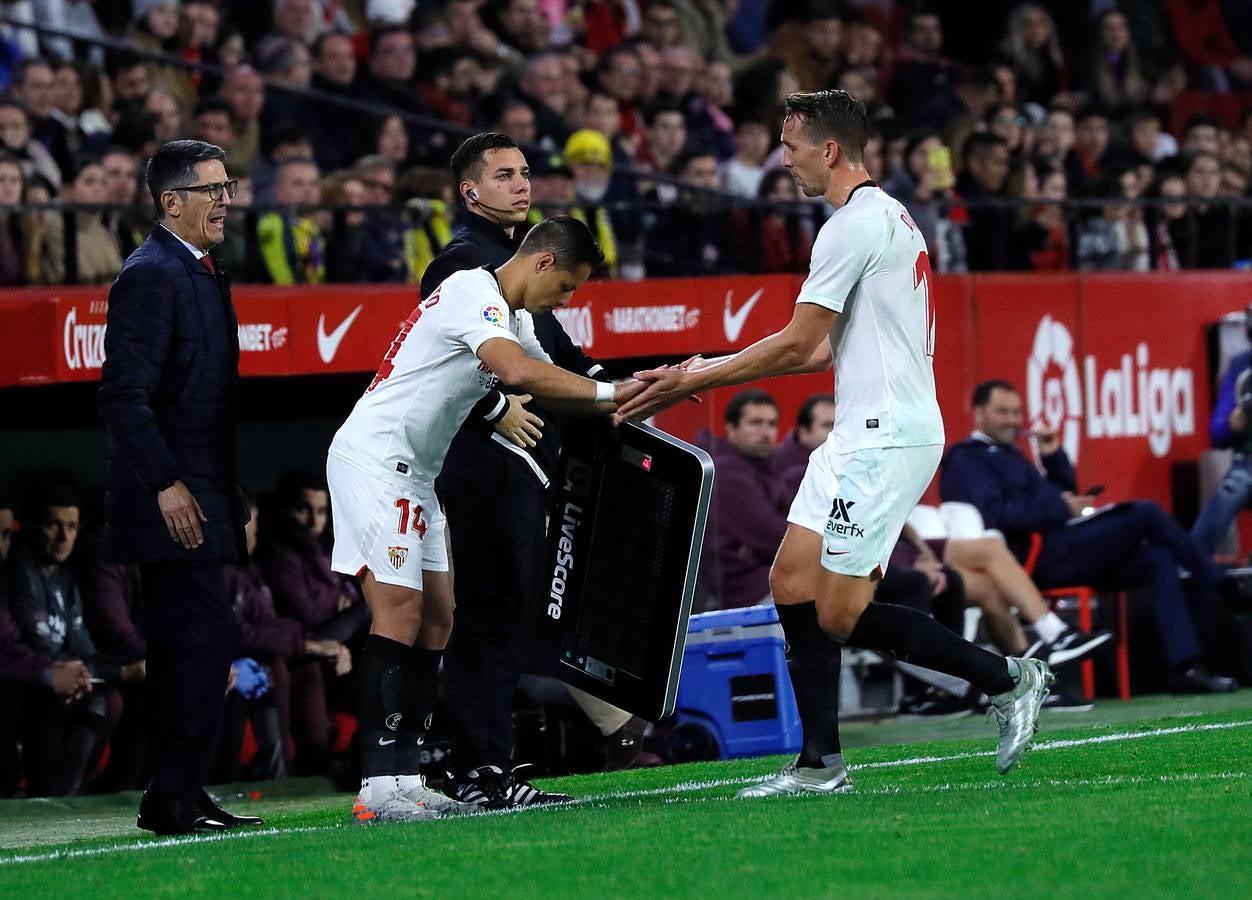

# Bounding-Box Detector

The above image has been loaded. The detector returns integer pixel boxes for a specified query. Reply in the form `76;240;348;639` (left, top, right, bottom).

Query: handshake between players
326;217;643;822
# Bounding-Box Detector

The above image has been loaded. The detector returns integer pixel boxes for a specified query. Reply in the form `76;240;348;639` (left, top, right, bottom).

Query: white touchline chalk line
849;717;1252;771
644;770;1252;807
590;718;1252;801
2;718;1249;866
0;824;340;866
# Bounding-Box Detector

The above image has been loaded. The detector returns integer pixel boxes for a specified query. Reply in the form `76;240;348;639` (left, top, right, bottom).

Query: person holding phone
882;129;965;271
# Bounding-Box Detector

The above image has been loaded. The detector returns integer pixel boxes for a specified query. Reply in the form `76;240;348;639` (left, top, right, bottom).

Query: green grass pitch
2;692;1250;899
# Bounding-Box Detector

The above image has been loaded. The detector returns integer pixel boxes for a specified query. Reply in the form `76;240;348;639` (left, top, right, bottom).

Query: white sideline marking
2;718;1249;866
593;719;1252;802
0;824;339;866
646;770;1251;807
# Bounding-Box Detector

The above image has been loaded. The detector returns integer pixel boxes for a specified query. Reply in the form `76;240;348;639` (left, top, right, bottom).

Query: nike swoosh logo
317;304;365;363
378;737;396;746
723;288;764;342
825;549;850;556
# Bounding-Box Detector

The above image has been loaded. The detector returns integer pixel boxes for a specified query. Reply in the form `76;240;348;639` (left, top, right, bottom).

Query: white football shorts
326;452;448;590
787;443;942;578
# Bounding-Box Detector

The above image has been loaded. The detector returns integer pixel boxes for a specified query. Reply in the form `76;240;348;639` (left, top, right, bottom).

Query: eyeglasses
169;180;238;201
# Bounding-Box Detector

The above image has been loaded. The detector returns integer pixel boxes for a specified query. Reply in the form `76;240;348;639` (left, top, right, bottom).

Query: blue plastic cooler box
674;606;802;759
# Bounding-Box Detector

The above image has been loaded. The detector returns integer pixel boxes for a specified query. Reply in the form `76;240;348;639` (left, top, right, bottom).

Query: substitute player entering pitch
617;90;1054;795
328;217;642;822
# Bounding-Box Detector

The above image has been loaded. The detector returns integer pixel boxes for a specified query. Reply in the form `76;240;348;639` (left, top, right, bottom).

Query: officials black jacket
421;213;603;486
98;226;247;563
938;434;1077;562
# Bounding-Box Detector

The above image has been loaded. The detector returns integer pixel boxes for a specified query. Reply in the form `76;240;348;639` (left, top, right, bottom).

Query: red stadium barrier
2;271;1249;507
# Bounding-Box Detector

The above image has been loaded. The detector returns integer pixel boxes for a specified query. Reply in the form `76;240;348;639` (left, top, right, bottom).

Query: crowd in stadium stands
1;1;1252;283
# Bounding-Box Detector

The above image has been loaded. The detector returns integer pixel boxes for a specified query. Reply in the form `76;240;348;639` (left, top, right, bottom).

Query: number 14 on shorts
394;498;427;539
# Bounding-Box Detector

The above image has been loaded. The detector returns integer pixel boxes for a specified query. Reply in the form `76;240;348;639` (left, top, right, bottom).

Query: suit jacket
98;226;246;564
938;435;1077;562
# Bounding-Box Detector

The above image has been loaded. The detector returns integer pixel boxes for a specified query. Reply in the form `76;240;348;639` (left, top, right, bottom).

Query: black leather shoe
199;789;264;828
137;791;230;836
1169;665;1240;694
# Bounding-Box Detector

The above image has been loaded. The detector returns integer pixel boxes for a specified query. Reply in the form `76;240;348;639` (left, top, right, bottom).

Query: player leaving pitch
327;217;643;823
617;90;1054;795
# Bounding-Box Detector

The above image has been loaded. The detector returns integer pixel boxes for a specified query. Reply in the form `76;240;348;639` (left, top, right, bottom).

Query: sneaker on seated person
1024;628;1114;669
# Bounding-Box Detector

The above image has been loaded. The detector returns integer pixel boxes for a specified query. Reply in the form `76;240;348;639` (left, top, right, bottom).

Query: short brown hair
784;90;869;163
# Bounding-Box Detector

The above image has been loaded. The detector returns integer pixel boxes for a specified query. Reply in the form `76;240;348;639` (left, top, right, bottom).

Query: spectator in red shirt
596;46;645;143
1017;165;1071;271
1164;0;1252;90
731;168;813;274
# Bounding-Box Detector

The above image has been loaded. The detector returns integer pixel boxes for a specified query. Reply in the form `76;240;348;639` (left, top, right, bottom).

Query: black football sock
358;634;413;778
847;602;1015;696
776;602;844;769
397;647;443;776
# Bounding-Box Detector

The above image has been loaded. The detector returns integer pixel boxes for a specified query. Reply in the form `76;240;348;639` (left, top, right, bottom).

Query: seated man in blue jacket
940;380;1237;694
1192;307;1252;554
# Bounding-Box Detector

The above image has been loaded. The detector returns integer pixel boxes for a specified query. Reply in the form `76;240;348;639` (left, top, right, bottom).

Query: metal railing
0;15;723;199
4;194;1252;285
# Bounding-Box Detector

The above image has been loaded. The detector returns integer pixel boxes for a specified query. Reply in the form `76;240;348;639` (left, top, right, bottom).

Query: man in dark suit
98;139;263;835
939;379;1238;694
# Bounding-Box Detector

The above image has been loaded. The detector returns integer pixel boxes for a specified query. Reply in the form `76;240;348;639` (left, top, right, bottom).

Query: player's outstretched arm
616;304;838;421
477;338;636;414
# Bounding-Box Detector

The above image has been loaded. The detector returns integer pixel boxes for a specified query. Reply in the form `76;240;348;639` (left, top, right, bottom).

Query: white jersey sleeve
440;287;519;356
515;308;553;363
795;205;884;313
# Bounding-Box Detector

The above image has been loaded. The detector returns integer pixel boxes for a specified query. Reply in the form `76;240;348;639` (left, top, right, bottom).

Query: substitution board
541;420;714;720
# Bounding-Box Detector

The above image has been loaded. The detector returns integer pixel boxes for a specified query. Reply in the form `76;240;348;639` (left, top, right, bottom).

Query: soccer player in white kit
328;218;641;822
617;91;1054;794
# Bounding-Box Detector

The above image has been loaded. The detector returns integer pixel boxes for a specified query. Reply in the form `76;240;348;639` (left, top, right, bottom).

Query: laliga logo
1026;315;1083;461
1026;315;1194;461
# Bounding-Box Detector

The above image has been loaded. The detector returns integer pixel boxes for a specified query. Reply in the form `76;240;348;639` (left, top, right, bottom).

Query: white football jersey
797;184;944;451
329;267;551;482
